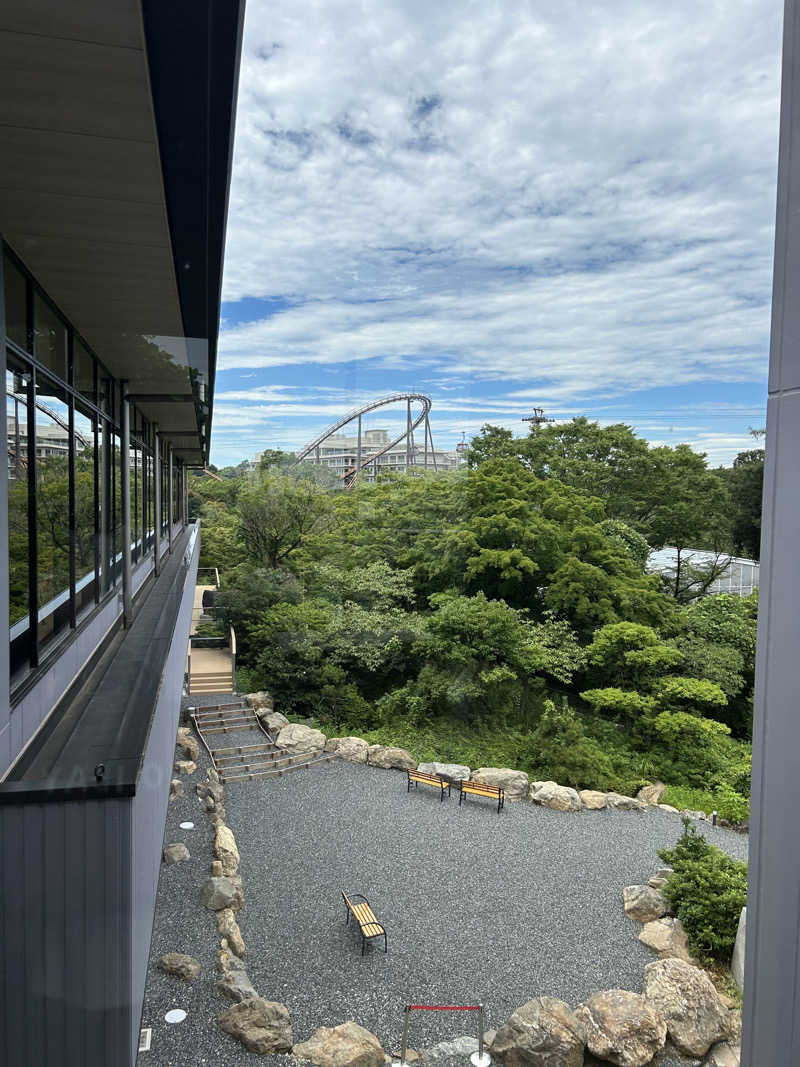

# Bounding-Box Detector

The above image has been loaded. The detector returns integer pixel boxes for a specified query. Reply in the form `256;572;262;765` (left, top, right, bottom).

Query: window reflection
3;253;28;351
74;402;98;616
33;378;71;649
7;360;30;627
34;294;67;382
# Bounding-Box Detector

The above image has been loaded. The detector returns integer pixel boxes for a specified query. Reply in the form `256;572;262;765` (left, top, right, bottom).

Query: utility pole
521;408;553;432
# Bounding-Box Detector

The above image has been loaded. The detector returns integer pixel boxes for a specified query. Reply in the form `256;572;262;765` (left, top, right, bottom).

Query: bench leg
362;932;366;956
383;931;387;953
459;789;463;806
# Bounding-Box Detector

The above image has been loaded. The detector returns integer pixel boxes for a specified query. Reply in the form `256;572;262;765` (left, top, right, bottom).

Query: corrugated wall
0;797;133;1066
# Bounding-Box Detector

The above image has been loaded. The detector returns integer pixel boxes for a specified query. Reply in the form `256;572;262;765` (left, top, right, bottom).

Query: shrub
658;819;747;963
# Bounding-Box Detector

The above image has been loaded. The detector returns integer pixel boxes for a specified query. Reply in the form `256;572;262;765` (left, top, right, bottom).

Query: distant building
647;546;759;596
7;415;85;464
311;427;463;482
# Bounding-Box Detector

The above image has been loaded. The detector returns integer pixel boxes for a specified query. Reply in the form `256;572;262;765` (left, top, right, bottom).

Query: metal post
406;399;412;470
428;417;438;472
424;415;429;469
120;383;132;626
392;1006;410;1067
153;426;161;577
168;444;174;553
357;413;362;483
470;1006;491;1067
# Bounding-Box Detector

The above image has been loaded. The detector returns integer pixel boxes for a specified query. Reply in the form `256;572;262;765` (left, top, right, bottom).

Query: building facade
0;2;243;1065
310;427;464;482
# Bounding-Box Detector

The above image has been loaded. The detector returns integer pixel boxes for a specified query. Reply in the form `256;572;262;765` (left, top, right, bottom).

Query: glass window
7;358;30;627
98;416;113;595
74;402;97;615
33;294;68;382
132;438;142;561
3;252;28;351
74;341;95;404
34;379;71;649
112;430;122;584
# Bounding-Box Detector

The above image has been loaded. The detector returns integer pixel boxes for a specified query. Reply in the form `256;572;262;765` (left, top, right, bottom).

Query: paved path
139;720;746;1066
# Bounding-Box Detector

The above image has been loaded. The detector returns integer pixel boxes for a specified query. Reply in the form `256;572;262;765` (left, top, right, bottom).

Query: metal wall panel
0;244;10;731
742;2;800;1062
0;797;133;1067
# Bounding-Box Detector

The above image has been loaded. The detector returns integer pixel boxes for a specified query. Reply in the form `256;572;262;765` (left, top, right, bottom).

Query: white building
312;427;463;483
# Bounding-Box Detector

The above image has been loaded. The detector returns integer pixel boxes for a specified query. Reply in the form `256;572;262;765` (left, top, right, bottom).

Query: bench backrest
461;779;503;796
408;769;445;784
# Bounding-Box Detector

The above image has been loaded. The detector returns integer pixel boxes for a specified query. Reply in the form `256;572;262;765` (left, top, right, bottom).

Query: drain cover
165;1009;187;1024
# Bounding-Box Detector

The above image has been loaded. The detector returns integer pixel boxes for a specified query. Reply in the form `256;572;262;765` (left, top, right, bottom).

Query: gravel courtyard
139;725;747;1066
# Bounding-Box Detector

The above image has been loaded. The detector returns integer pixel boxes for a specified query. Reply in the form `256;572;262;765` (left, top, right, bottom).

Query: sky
212;0;782;469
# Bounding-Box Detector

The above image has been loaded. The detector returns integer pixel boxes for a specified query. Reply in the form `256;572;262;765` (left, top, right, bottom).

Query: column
742;3;800;1062
167;444;174;553
153;427;161;577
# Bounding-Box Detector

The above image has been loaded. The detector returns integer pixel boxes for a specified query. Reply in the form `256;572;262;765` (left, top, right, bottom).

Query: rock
726;1009;742;1043
491;996;585;1067
658;804;679;814
639;918;694;962
648;868;673;890
246;691;273;709
276;723;326;754
293;1021;384;1067
196;780;225;805
259;709;289;733
207;767;220;783
531;781;582;811
637;782;667;805
623;884;668;922
366;745;417;770
163;843;190;865
705;1042;741;1067
422;1036;478;1061
205;795;216;811
679;809;708;822
473;768;530;801
176;726;200;762
218;939;247;974
217;907;246;957
157;952;201;980
605;792;646;812
325;737;370;763
731;907;746;991
169;778;183;800
416;761;470;783
483;1030;497;1050
201;875;241;912
211;860;224;876
218;997;293;1054
214;824;240;876
216;968;258;1003
174;759;197;775
643;958;731;1057
575;989;666;1067
579;790;607;810
390;1050;420;1064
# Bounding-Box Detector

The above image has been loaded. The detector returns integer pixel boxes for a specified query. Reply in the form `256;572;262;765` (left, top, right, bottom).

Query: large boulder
325;737;370;763
491;997;585;1067
648;868;673;890
366;745;416;770
417;761;470;783
473;768;529;801
246;691;273;709
575;990;667;1067
643;958;731;1057
214;824;240;876
293;1021;384;1067
176;726;200;762
605;792;646;812
169;778;183;800
639;918;694;963
218;997;293;1054
174;759;197;776
157;952;201;980
216;968;258;1003
201;875;242;912
706;1042;741;1067
163;843;190;865
623;885;668;922
636;782;667;805
531;781;582;812
259;709;289;733
731;907;746;991
579;790;607;810
276;723;326;754
422;1036;478;1061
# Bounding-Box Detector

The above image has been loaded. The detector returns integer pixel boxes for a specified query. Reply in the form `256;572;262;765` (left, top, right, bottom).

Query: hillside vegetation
193;419;759;821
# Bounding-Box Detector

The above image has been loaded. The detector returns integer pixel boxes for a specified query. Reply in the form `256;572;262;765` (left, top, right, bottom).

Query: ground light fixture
164;1009;187;1024
179;821;194;829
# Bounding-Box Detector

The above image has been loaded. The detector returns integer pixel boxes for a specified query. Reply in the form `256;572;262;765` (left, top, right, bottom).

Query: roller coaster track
6;391;92;449
296;393;434;483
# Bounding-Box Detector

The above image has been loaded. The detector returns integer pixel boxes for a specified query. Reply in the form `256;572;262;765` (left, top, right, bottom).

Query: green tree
237;472;334;568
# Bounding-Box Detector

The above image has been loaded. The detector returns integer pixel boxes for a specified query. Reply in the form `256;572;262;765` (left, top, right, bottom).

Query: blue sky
212;0;781;468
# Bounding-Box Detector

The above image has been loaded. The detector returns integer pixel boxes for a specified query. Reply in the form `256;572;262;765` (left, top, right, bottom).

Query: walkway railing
392;1004;491;1067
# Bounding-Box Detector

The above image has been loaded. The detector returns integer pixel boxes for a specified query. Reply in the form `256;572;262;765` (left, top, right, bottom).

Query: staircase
191;698;335;784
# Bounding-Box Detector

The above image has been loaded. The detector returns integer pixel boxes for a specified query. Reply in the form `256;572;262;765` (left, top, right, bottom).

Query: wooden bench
341;891;387;955
406;768;451;800
458;779;505;813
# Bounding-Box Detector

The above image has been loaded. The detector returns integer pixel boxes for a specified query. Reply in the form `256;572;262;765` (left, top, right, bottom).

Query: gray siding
0;798;133;1066
0;247;10;763
742;1;800;1062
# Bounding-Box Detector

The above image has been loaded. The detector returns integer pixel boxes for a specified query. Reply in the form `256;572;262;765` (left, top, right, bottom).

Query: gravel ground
138;704;747;1067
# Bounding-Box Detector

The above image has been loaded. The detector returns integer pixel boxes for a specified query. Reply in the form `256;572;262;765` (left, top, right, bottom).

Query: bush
660;783;750;825
658;819;747;963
